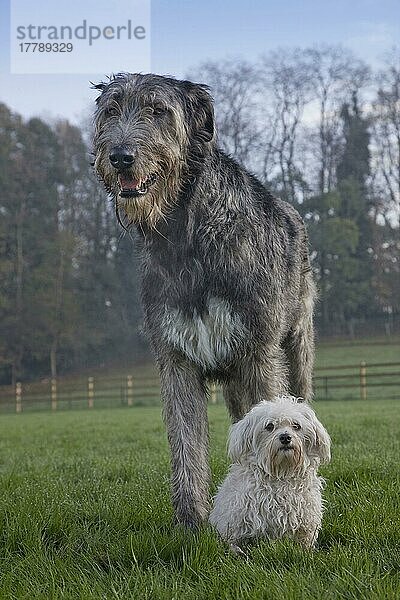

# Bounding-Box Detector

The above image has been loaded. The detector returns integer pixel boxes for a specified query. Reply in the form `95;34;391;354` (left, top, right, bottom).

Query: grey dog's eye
265;422;274;432
152;106;167;117
105;105;119;117
293;422;301;430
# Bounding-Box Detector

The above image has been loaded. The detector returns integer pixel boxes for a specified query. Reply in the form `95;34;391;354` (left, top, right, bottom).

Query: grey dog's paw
229;543;249;560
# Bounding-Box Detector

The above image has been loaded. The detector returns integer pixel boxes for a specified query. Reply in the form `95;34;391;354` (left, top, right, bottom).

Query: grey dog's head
228;396;331;478
92;73;215;228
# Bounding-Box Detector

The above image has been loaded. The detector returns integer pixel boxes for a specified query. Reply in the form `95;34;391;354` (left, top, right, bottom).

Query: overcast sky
0;0;399;124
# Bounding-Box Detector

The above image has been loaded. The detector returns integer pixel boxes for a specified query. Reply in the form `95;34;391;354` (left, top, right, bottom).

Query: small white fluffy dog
209;396;331;550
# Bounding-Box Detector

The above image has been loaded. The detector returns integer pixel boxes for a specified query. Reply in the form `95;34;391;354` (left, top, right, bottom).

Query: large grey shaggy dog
92;73;316;528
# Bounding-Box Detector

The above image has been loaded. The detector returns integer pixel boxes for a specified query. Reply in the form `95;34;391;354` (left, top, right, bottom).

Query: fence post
16;382;22;413
360;361;367;400
210;382;217;404
51;378;57;411
88;377;94;408
127;375;133;406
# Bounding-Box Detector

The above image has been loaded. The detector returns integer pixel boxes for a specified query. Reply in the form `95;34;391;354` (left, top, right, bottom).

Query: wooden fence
313;361;400;401
0;361;399;414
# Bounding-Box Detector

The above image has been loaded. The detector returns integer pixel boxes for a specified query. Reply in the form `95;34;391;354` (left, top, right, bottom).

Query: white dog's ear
227;417;254;462
312;419;331;464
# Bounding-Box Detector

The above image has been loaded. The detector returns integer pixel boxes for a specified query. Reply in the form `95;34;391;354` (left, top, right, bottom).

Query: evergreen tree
300;191;360;332
301;92;376;333
337;91;370;188
336;91;376;320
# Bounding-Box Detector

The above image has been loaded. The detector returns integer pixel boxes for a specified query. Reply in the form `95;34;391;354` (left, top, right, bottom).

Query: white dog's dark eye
293;422;301;430
265;422;274;432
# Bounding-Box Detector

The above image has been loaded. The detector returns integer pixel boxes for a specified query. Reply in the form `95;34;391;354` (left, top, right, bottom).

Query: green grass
0;402;399;599
315;338;400;370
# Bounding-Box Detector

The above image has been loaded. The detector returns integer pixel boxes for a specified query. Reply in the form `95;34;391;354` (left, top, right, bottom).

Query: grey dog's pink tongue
118;174;140;190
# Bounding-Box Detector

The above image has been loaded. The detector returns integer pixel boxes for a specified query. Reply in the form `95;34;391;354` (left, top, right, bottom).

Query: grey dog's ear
192;84;215;143
227;416;254;463
181;81;215;144
91;81;107;92
91;81;108;105
312;418;331;464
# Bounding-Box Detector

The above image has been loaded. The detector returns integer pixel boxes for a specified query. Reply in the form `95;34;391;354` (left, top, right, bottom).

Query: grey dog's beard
115;180;178;229
116;193;159;226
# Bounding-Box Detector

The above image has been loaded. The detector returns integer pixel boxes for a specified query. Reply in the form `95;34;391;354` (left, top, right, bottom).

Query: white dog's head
228;396;331;478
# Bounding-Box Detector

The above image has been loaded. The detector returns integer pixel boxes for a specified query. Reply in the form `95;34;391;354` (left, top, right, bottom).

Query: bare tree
190;47;369;207
304;45;370;195
370;48;400;226
189;59;262;168
259;48;314;203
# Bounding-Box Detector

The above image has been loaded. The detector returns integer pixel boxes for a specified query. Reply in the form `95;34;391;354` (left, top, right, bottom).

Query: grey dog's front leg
159;356;210;528
223;346;289;422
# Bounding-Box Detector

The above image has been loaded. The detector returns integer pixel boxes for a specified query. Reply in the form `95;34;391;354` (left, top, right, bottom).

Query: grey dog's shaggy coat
93;73;316;528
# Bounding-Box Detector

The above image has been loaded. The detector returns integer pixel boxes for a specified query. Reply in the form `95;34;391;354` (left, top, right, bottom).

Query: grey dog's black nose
279;433;292;445
109;147;134;169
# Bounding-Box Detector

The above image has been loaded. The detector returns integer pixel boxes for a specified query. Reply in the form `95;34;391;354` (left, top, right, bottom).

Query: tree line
0;45;399;383
190;46;399;336
0;109;144;384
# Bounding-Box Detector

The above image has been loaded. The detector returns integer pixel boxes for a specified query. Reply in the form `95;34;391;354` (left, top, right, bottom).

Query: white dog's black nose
279;433;292;445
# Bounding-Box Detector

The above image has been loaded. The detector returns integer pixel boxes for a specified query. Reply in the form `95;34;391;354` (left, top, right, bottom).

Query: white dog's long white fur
209;396;331;548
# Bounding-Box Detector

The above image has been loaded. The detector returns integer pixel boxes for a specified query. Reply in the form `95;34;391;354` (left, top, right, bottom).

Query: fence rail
0;361;399;414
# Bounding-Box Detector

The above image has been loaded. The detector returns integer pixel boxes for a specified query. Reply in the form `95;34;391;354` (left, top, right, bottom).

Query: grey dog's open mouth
118;173;157;198
280;446;294;452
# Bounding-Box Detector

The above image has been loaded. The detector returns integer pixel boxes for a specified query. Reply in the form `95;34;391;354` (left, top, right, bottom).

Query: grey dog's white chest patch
162;297;246;369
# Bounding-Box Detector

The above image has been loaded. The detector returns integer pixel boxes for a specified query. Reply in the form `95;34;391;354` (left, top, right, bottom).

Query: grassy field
0;400;399;599
0;337;399;413
315;338;399;369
